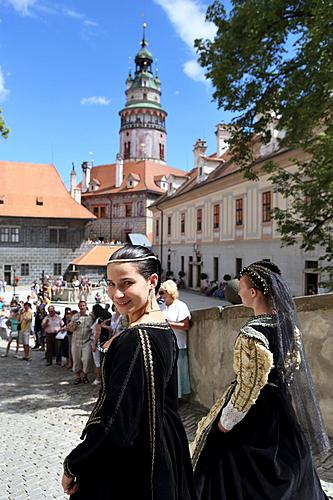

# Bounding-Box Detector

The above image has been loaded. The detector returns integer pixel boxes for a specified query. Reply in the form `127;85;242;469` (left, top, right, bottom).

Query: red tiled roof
71;245;123;266
81;160;188;197
0;161;95;219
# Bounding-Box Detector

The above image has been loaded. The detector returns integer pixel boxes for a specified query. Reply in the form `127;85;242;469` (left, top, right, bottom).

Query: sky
0;0;232;185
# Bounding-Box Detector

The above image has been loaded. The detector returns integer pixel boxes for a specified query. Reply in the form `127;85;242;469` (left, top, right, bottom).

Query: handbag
55;331;67;340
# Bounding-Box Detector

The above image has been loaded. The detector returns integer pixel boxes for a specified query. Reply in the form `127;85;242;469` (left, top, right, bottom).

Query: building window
124;141;131;160
235;198;243;226
159;143;165;161
137;201;144;216
10;228;20;243
125;203;132;217
213;257;219;282
213;204;220;229
181;256;185;273
0;227;9;242
167;216;171;236
93;207;99;217
236;258;243;276
49;228;67;245
305;260;318;269
262;191;272;222
54;263;62;275
197;208;202;232
21;263;29;276
156;219;160;237
100;206;106;218
180;212;185;234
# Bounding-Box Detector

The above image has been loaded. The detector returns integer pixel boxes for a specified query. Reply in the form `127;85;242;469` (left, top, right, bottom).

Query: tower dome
118;24;167;163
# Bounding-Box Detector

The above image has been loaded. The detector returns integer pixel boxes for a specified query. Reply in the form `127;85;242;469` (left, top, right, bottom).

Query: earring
149;288;155;311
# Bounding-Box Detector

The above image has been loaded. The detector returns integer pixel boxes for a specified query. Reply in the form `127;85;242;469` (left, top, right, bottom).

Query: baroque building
150;125;325;297
72;25;188;243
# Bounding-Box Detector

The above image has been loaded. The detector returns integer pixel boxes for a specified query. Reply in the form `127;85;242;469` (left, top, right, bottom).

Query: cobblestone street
0;338;332;499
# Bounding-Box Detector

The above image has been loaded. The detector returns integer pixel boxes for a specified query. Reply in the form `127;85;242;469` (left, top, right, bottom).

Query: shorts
21;331;30;346
92;349;100;368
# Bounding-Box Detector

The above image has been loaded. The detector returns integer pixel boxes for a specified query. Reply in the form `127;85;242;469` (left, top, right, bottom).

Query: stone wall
188;293;333;435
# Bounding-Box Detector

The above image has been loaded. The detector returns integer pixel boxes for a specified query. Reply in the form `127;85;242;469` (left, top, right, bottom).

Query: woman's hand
218;421;229;433
61;473;79;496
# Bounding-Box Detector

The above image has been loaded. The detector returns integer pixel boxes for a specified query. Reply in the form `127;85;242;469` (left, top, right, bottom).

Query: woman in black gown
192;261;329;500
61;245;197;500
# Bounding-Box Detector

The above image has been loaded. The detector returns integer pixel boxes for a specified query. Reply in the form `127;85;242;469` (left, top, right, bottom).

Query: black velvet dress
64;323;197;500
193;317;328;500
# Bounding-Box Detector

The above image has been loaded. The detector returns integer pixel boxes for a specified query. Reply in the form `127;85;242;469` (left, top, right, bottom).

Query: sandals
82;376;89;384
73;378;81;385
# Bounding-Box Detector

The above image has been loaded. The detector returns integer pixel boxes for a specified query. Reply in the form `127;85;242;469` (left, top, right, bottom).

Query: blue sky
0;0;231;184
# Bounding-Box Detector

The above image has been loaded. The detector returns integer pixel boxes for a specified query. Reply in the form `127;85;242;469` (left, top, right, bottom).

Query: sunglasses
159;291;165;295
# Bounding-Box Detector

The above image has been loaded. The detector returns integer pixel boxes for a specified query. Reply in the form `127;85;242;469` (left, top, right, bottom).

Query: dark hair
108;245;161;292
24;302;31;308
240;261;281;296
92;303;108;320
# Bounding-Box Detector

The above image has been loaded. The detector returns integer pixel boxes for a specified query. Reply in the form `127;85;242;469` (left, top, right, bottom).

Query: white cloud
0;65;10;102
2;1;98;28
174;90;180;95
153;0;216;83
183;59;206;82
62;8;84;20
80;96;110;106
3;0;37;16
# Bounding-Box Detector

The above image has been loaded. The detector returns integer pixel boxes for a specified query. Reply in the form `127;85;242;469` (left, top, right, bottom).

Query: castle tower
119;24;167;163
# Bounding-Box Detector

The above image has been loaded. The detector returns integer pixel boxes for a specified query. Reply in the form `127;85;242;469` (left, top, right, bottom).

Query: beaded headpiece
108;255;158;264
239;263;271;295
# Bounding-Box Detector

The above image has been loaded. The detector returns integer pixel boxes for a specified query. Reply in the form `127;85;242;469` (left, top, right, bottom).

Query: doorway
4;265;12;285
305;272;318;294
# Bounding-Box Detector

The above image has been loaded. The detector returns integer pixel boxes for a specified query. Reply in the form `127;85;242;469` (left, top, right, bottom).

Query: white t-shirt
163;299;191;349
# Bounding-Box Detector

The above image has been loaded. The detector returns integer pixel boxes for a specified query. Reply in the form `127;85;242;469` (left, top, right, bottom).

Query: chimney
81;161;91;192
70;163;77;198
115;153;124;188
193;139;207;168
215;124;232;156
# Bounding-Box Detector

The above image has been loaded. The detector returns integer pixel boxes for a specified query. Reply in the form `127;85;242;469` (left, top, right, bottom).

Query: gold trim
138;329;156;499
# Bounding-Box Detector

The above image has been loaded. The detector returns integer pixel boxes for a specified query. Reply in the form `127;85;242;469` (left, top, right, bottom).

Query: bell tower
119;24;167;163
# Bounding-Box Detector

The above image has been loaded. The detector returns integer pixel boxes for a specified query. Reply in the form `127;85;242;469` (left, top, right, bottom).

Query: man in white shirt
42;305;64;366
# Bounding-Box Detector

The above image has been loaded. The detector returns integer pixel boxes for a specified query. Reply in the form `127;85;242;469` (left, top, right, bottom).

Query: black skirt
194;385;328;500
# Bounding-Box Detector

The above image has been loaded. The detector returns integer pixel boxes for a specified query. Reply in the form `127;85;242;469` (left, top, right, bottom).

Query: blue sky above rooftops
0;0;233;184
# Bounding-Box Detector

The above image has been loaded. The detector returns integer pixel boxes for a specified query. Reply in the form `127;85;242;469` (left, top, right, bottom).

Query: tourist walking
1;307;20;357
0;304;10;340
62;245;197;500
159;279;192;398
19;302;33;361
67;301;93;385
42;305;64;366
192;261;329;500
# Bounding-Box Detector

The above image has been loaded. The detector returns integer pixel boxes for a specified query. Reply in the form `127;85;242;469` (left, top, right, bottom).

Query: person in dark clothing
192;261;329;500
62;245;197;500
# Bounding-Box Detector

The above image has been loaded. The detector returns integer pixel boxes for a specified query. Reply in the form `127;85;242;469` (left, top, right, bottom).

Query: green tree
195;0;333;276
0;107;9;139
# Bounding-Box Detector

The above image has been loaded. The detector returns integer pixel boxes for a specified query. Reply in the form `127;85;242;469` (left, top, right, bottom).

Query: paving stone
0;336;332;499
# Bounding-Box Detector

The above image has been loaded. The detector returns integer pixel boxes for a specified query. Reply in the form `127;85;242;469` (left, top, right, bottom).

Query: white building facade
151;135;323;296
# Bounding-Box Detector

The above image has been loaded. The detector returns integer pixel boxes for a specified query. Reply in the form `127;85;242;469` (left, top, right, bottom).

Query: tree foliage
0;107;9;139
195;0;333;273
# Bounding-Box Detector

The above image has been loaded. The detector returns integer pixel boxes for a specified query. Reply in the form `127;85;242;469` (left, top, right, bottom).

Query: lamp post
13;267;16;297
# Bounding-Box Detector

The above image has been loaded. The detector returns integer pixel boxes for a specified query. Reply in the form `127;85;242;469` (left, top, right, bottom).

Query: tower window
124;141;131;160
143;93;147;100
159;143;165;161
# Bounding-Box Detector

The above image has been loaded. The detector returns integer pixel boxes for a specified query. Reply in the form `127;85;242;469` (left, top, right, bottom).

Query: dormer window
36;196;44;206
0;196;4;204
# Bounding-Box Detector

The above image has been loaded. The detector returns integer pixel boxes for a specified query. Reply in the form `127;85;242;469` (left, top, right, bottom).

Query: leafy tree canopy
196;0;333;274
0;108;9;139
